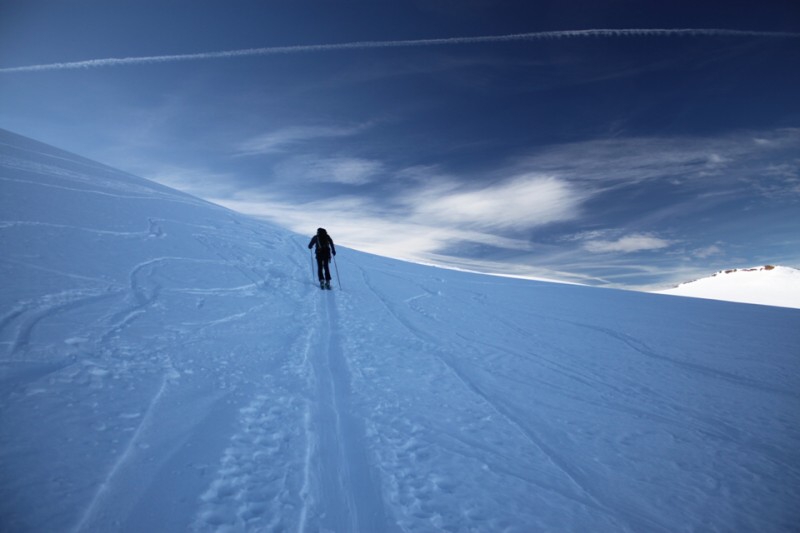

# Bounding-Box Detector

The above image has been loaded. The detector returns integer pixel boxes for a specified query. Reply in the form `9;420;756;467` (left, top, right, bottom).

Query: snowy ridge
658;265;800;309
1;129;799;532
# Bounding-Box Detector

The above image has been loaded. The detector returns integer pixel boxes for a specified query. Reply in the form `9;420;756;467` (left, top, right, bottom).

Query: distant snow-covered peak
657;265;800;309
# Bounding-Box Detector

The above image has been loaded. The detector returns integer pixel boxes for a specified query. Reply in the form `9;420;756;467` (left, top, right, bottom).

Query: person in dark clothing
308;227;336;289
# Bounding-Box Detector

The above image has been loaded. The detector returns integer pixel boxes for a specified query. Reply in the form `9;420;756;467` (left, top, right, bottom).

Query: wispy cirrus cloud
515;128;800;197
273;156;384;185
692;244;724;259
521;137;730;186
583;233;674;254
563;229;675;254
2;29;797;74
236;124;368;155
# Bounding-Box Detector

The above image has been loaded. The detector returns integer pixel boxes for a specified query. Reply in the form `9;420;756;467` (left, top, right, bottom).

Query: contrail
2;28;798;74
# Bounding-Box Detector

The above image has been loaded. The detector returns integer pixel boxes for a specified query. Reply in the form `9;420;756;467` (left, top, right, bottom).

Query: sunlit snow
658;266;800;309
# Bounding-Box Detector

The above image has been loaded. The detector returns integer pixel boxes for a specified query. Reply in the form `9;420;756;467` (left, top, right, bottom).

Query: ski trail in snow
192;389;309;532
73;364;179;532
2;289;121;358
433;288;799;452
284;320;317;533
297;397;314;533
312;293;354;531
358;266;670;533
190;238;316;532
190;258;389;532
0;174;210;207
308;290;389;532
0;219;153;237
564;319;800;400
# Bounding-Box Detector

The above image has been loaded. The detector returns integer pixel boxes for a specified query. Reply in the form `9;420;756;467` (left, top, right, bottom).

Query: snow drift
1;129;799;532
658;265;800;309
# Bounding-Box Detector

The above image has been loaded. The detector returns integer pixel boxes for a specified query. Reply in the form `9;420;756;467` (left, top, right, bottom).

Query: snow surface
1;128;799;532
657;266;800;309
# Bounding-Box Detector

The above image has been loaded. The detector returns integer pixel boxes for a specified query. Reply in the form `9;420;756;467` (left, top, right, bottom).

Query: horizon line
2;28;799;74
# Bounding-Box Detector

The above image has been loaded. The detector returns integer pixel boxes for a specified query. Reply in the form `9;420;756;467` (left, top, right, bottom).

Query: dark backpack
316;230;331;258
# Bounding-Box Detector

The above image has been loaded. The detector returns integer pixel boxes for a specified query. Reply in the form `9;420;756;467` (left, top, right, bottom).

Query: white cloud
200;168;587;282
693;244;724;259
327;158;383;185
583;233;673;254
275;156;383;185
236;124;366;155
515;129;800;191
210;191;534;258
405;174;584;230
522;139;725;186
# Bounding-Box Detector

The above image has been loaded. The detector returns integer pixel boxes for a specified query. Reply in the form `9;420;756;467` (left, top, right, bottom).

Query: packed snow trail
308;291;391;532
2;129;799;532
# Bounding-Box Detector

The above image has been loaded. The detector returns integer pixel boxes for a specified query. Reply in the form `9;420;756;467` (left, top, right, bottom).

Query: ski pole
333;255;342;290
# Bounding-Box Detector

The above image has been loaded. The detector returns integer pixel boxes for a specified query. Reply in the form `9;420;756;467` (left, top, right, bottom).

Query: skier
308;227;336;289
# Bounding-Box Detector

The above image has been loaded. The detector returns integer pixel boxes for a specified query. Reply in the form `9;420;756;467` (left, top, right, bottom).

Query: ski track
99;258;166;343
563;319;800;401
346;267;568;531
73;362;179;532
150;242;298;531
446;285;799;402
1;289;122;359
194;234;287;291
192;388;309;532
357;265;671;533
190;281;314;532
446;294;800;471
0;219;154;237
99;256;237;343
188;239;385;532
1;207;320;530
1;256;116;284
423;282;797;435
190;234;388;532
357;266;800;531
0;174;209;206
309;289;388;533
462;333;747;446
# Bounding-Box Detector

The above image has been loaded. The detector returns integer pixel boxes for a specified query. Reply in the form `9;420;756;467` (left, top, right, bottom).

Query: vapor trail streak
2;28;798;73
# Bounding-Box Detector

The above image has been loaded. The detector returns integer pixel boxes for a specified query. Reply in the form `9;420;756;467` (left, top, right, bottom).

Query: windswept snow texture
658;266;800;309
1;129;799;533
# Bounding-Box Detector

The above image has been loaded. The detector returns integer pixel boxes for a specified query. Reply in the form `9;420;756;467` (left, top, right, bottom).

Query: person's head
317;227;327;235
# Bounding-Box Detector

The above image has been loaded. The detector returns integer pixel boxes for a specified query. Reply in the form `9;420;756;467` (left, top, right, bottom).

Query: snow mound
658;265;800;309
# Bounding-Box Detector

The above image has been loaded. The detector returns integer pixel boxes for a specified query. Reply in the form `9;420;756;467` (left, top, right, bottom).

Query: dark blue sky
2;1;799;288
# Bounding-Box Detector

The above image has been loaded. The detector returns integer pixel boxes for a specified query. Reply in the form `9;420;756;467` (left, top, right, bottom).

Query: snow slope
1;129;799;532
658;266;800;309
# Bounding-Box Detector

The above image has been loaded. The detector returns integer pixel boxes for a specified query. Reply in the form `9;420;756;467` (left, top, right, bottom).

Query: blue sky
2;0;799;288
